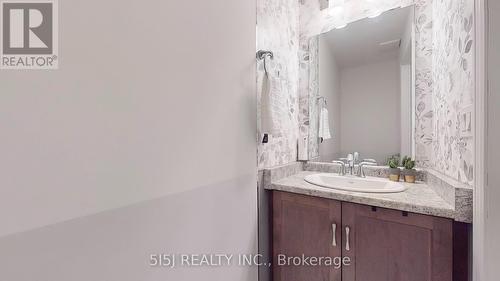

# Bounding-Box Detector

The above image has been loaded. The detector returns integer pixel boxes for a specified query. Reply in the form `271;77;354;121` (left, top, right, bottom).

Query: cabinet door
341;203;453;281
273;191;342;281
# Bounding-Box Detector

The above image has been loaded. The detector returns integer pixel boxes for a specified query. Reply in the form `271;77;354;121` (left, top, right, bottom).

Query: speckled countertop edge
267;171;457;220
262;162;472;222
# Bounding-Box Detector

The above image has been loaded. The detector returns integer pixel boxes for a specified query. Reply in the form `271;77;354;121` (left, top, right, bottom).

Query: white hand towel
261;73;281;136
318;107;331;140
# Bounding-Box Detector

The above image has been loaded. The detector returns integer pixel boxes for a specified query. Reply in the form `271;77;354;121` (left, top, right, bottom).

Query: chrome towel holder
257;50;274;75
317;96;327;106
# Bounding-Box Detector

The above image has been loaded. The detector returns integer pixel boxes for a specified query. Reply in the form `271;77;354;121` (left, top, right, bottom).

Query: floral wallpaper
257;0;300;169
432;0;474;184
298;37;314;157
413;0;434;168
307;37;320;158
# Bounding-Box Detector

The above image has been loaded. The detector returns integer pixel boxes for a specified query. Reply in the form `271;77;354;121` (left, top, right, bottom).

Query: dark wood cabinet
272;191;456;281
341;202;452;281
273;191;342;281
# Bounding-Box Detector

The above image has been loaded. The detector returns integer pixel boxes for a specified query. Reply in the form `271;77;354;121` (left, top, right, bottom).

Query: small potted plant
401;156;410;168
402;157;417;183
387;155;401;182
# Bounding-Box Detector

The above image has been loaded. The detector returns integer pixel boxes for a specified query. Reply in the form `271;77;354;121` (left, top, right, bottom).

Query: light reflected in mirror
310;6;415;165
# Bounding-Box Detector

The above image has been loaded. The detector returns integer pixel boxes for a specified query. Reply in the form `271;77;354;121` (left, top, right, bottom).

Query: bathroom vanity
263;162;472;281
273;191;453;281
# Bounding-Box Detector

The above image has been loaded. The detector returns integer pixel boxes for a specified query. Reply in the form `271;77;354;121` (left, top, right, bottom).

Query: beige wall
339;59;401;163
485;0;500;279
0;0;257;280
400;64;412;157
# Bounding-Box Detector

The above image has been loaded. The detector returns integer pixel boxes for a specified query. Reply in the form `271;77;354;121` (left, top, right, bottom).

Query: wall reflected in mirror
310;6;415;165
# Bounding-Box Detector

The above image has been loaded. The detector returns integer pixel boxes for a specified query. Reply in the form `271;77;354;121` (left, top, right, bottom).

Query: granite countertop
266;171;457;220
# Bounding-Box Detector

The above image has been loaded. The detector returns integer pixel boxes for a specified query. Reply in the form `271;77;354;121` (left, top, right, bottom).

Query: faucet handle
357;161;378;177
353;152;359;162
347;154;353;161
331;160;346;175
362;159;377;164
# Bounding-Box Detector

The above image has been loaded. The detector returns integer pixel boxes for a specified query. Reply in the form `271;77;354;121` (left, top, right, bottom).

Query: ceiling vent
378;39;401;52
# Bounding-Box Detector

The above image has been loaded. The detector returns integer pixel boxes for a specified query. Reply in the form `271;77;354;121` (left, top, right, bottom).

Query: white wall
318;37;341;161
339;59;401;163
0;0;257;280
400;64;412;157
485;0;500;279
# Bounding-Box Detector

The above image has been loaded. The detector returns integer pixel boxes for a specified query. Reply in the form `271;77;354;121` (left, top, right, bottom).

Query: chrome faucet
334;152;376;177
331;160;346;175
357;159;377;177
341;152;359;175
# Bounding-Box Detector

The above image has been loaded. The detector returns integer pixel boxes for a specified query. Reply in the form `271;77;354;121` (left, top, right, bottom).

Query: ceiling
321;6;412;68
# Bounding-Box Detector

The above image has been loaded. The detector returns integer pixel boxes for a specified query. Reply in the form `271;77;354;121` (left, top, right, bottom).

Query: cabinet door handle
345;226;350;251
332;223;337;247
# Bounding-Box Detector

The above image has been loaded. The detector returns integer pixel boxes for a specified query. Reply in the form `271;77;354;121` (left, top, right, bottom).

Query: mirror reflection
310;6;415;165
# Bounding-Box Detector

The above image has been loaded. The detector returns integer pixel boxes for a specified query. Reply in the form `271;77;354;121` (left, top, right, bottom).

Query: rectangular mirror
309;5;415;165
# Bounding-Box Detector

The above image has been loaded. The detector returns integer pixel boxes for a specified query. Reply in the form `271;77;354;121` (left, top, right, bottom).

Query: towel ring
317;96;327;106
257;50;274;75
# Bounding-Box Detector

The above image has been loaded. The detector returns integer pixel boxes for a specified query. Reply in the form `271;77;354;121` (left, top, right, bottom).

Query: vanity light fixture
328;0;347;29
329;0;345;8
335;23;348;29
328;0;345;16
328;4;344;16
368;10;383;18
328;10;347;28
364;0;383;18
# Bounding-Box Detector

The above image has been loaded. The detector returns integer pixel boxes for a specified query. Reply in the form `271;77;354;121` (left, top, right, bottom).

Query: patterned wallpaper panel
414;0;434;168
432;0;474;184
257;0;300;169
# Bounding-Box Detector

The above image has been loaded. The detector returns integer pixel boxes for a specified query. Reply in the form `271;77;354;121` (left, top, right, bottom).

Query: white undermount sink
304;173;407;193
